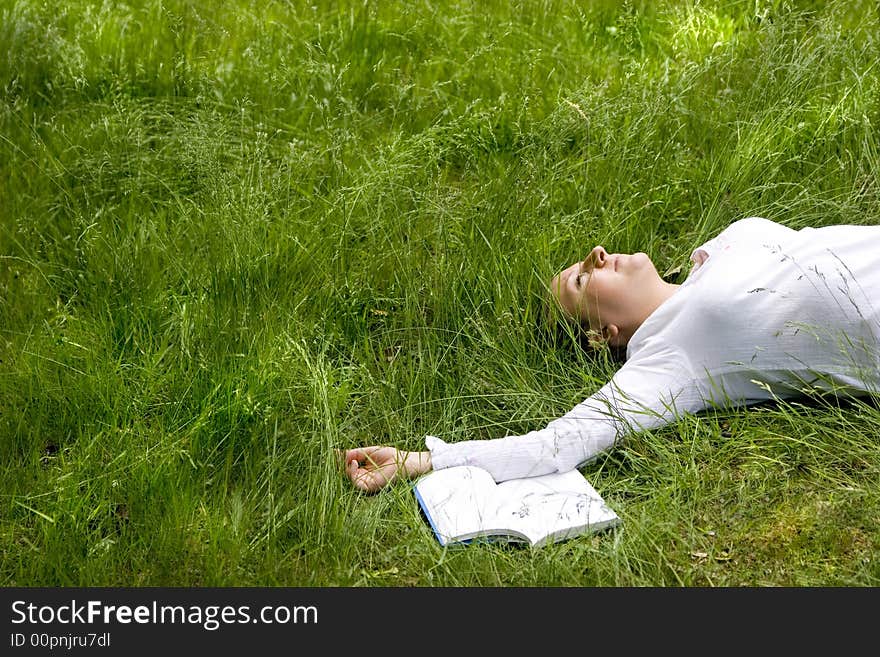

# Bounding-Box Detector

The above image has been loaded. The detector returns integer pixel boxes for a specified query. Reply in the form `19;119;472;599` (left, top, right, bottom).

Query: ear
587;324;616;349
603;324;620;347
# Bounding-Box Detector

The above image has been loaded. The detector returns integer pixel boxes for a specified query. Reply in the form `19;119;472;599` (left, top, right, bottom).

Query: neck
619;281;680;346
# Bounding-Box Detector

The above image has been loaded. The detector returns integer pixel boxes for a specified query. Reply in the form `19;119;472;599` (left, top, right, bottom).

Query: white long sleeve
427;341;704;481
426;217;880;482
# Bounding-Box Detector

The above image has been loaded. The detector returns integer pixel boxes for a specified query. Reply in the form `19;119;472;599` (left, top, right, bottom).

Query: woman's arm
341;345;703;490
426;346;704;482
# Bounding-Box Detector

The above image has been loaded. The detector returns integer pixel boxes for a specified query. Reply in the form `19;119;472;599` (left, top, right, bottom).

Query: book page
413;466;500;545
415;467;620;547
489;471;620;546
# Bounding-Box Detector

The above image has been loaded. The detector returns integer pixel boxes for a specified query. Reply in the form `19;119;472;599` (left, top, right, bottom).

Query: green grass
1;0;878;586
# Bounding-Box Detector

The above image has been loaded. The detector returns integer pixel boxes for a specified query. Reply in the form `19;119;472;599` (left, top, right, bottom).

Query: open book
413;466;620;548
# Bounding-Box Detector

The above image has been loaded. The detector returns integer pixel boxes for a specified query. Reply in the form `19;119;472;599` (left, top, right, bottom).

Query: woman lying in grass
342;217;880;493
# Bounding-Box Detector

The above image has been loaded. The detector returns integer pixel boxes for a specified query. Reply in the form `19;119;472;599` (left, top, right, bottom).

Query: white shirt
427;217;880;481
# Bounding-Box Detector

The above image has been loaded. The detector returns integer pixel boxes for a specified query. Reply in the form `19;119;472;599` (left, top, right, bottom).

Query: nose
580;246;607;273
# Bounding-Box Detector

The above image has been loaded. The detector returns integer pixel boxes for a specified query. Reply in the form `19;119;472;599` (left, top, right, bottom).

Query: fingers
340;446;381;467
347;459;366;489
348;459;386;494
339;448;365;474
339;446;399;493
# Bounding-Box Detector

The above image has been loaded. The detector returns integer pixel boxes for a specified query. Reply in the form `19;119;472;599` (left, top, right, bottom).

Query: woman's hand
339;447;432;493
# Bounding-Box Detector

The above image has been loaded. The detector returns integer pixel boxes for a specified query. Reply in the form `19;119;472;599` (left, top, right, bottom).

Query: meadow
1;0;878;586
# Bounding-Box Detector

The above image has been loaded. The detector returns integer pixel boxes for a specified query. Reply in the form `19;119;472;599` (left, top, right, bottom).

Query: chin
631;252;653;268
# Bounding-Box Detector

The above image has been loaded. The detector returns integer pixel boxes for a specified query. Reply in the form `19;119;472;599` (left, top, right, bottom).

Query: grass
1;0;878;586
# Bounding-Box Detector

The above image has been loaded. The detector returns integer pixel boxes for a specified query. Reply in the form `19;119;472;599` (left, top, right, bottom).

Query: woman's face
550;245;663;338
